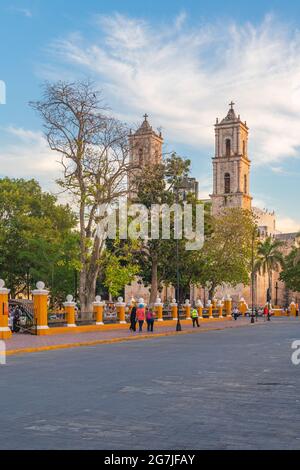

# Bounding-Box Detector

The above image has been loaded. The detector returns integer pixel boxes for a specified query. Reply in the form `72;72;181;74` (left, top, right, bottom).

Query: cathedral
125;105;299;307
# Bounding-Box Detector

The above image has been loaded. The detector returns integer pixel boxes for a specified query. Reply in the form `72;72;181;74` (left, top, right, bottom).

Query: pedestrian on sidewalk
233;306;239;321
263;305;269;322
191;308;200;328
129;305;137;332
137;304;145;332
146;307;155;332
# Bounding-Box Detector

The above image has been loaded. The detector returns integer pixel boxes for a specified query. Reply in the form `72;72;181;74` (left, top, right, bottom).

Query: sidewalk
4;318;252;356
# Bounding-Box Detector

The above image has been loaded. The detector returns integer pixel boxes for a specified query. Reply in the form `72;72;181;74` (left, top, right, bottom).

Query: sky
1;0;300;233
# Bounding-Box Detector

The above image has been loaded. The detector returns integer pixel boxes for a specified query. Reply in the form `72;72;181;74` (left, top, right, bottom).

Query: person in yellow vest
191;308;200;328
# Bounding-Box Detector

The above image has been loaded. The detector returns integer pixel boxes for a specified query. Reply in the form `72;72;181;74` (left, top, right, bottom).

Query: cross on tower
143;113;149;121
229;101;235;110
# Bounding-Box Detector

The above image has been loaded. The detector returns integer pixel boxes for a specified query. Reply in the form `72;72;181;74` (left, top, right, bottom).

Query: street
1;319;300;450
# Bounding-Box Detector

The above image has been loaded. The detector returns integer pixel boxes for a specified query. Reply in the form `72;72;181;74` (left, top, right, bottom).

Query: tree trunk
209;283;216;301
149;254;158;305
268;270;272;302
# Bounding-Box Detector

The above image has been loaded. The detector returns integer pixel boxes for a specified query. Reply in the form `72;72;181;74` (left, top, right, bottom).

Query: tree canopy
0;177;79;304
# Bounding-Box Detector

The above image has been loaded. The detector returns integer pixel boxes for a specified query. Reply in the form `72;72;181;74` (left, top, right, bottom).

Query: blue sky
1;0;300;232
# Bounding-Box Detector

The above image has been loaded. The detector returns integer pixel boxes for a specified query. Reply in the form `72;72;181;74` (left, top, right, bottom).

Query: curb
6;322;253;357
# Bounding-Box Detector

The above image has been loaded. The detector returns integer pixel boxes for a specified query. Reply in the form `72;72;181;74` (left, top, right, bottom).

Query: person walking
191;308;200;328
233;306;239;321
129;305;137;332
137;304;145;332
146;307;155;332
263;305;269;322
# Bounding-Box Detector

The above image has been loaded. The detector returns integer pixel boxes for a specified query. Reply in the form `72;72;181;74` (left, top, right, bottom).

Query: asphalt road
1;319;300;450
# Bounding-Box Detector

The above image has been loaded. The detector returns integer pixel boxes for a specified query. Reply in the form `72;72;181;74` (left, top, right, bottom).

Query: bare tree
30;81;132;316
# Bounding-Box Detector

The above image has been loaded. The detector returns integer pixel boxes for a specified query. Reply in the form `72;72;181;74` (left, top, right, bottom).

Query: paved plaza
1;318;300;450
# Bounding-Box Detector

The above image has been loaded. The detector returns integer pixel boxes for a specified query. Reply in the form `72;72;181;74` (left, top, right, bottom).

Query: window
224;173;231;194
225;139;231;157
244;174;247;194
243;140;246;155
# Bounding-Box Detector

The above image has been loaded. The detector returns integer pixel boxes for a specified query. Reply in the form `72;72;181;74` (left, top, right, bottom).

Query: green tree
0;177;79;303
254;236;285;298
132;153;191;304
280;235;300;293
201;208;257;299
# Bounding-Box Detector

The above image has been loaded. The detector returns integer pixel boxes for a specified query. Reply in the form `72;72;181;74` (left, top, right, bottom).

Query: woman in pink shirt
136;304;145;332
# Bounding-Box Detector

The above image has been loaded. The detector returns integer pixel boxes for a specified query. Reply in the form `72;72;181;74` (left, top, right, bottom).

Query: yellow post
0;280;12;340
290;302;297;317
32;281;49;335
224;296;232;319
155;298;163;322
196;300;203;319
217;300;224;318
170;299;178;320
212;298;217;309
116;297;126;324
93;296;105;325
63;295;76;328
184;300;191;320
239;298;248;317
207;301;214;319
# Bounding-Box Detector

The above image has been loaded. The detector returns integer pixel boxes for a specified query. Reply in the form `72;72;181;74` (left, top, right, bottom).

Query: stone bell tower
128;114;163;192
210;102;252;216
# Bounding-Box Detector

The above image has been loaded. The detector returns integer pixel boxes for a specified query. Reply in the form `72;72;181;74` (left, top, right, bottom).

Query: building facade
125;109;299;307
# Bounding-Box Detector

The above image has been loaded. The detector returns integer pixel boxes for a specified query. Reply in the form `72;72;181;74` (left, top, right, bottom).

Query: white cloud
276;215;300;234
49;13;300;166
9;6;32;18
0;127;59;190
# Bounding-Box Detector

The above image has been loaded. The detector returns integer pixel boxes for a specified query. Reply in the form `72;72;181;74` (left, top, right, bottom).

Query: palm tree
254;236;285;301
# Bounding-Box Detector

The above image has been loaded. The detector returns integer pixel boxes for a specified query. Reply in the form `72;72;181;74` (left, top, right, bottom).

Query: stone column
184;300;191;320
93;296;105;325
224;295;232;319
207;300;214;319
196;299;203;320
116;297;126;324
63;295;77;328
32;282;49;334
217;300;224;319
239;297;248;316
290;301;296;317
170;299;178;321
0;280;12;340
155;298;163;322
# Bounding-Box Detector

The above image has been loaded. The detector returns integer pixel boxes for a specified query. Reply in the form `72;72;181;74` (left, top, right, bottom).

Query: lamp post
275;281;279;307
175;175;184;332
251;228;256;324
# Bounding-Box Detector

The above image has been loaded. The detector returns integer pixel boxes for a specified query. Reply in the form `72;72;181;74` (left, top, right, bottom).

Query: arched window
244;174;247;194
243;140;246;156
225;139;231;157
224;173;231;194
138;148;143;166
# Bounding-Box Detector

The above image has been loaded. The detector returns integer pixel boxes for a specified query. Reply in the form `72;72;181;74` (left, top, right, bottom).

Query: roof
132;114;162;139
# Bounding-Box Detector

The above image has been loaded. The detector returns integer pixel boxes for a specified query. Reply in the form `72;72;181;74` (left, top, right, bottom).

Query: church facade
125;106;299;308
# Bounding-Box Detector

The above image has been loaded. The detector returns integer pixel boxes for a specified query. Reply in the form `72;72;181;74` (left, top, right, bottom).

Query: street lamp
251;228;257;324
275;281;279;307
174;176;186;333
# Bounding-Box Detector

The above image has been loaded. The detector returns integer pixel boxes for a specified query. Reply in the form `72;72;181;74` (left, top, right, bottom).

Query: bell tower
210;102;252;216
128;114;163;194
